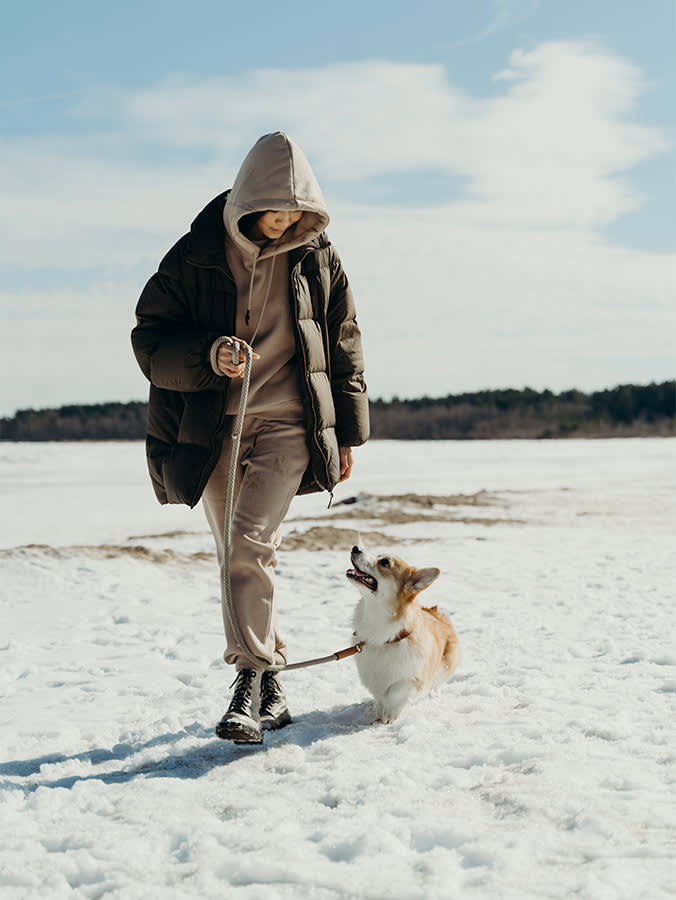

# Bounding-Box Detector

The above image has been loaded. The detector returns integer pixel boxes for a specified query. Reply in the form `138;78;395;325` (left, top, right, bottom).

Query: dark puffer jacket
131;192;369;507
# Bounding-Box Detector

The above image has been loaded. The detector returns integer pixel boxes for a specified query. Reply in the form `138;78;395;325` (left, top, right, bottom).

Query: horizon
2;377;673;420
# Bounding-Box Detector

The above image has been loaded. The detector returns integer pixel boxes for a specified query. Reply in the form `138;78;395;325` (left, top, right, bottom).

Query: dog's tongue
346;567;377;590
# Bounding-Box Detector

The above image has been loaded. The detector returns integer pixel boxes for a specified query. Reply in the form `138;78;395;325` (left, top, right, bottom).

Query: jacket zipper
290;254;334;492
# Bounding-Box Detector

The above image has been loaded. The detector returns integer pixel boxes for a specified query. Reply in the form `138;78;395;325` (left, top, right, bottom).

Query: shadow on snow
0;701;375;793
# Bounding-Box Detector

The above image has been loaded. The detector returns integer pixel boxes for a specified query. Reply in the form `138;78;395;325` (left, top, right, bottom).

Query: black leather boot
215;668;263;744
259;670;291;730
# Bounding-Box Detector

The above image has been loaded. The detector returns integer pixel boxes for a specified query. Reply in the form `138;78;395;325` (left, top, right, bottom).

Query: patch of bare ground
1;493;524;562
333;490;502;509
281;526;414;552
305;491;524;527
0;544;215;565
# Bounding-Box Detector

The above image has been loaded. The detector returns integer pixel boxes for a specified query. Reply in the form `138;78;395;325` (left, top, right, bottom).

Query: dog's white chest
355;640;420;699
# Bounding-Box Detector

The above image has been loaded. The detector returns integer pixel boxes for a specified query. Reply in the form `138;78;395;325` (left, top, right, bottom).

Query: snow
1;437;675;899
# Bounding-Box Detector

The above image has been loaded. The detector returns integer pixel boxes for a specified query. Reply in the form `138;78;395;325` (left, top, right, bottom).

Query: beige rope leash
221;340;269;669
282;641;365;672
221;340;362;673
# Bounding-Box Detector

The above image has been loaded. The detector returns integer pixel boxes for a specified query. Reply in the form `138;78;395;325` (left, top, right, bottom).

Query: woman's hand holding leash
216;338;352;481
216;337;260;378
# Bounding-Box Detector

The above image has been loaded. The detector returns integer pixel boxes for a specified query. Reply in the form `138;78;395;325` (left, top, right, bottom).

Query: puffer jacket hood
223;131;330;268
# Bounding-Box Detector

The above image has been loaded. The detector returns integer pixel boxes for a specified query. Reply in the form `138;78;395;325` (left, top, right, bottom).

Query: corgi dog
347;546;460;723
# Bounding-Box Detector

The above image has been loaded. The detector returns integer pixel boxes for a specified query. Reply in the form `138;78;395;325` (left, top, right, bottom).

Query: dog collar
386;628;411;644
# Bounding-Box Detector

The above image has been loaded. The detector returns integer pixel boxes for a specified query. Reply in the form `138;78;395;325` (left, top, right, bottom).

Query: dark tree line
368;382;675;439
0;383;673;441
0;402;149;441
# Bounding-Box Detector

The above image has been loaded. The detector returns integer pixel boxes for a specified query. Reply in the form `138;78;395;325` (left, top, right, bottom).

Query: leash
282;641;365;671
222;339;265;669
221;339;362;673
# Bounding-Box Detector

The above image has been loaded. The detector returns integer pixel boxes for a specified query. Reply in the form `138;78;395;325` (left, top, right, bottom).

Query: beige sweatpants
202;404;310;670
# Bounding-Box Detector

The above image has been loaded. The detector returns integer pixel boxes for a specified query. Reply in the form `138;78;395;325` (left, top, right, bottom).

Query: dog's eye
379;557;390;568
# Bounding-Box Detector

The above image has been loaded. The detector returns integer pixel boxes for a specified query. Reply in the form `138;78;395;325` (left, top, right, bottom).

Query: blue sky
0;0;674;415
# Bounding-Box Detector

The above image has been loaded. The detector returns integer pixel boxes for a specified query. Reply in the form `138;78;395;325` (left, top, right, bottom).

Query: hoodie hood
223;132;330;266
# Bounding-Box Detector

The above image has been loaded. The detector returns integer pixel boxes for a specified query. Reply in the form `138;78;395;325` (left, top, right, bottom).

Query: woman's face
250;209;303;240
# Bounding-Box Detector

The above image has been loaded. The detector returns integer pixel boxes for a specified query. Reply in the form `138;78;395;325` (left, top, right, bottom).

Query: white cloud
112;43;666;228
0;137;231;270
328;206;675;397
0;42;673;414
451;0;541;47
478;42;665;226
0;281;148;413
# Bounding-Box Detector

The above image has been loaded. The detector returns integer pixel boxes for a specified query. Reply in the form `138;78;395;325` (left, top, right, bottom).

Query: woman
132;132;369;744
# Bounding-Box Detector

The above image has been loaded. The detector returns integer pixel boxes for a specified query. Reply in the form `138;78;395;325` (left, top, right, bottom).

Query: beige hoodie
218;132;330;416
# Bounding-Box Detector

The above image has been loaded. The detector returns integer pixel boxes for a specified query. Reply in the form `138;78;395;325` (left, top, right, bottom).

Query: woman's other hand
338;446;353;483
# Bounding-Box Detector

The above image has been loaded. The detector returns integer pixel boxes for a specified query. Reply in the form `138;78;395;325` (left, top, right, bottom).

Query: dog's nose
352;545;360;554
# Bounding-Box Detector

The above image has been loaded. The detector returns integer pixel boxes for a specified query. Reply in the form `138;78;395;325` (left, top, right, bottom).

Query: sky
0;0;674;416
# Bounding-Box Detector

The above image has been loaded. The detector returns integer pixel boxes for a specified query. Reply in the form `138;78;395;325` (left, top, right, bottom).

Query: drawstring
245;255;276;341
245;257;255;326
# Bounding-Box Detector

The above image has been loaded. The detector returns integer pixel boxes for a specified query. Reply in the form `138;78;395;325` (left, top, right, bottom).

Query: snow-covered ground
1;438;674;899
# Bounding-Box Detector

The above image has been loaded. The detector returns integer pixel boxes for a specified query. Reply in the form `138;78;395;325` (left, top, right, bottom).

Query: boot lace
260;671;282;707
229;669;256;709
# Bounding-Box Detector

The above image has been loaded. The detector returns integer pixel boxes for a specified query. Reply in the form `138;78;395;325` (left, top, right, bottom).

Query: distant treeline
369;381;675;440
0;402;149;442
0;382;673;441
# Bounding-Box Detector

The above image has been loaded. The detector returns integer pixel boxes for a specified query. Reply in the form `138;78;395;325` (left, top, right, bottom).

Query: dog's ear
407;567;440;594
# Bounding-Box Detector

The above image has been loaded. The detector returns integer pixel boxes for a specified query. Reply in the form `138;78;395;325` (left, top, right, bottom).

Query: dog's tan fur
347;547;460;722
